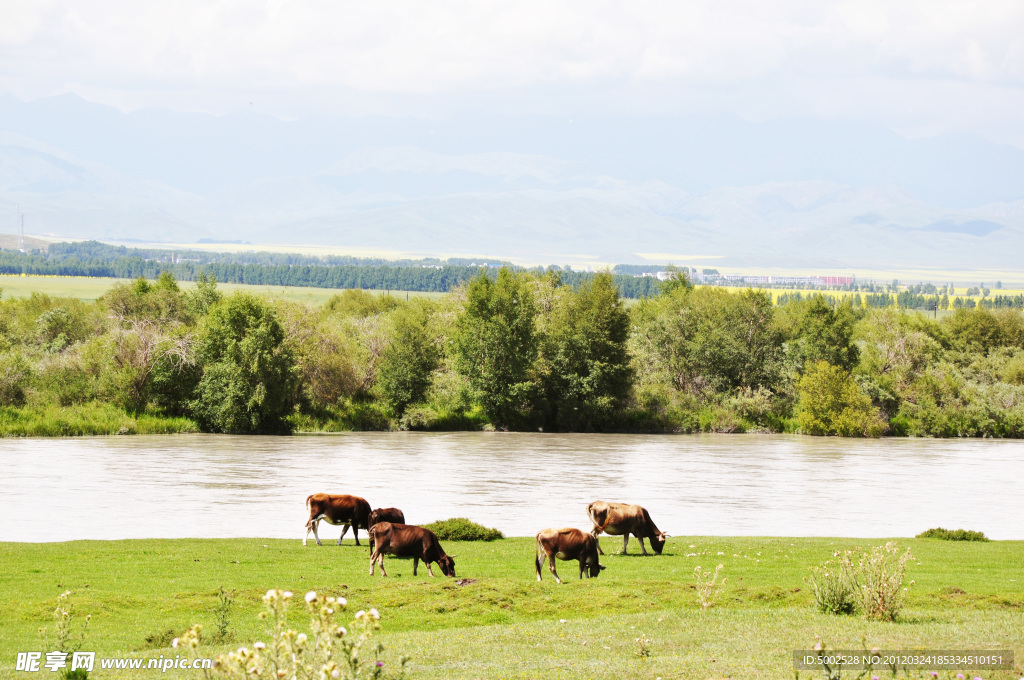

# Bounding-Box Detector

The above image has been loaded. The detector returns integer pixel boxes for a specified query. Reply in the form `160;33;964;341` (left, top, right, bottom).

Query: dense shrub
422;518;504;541
916;527;989;541
797;361;884;436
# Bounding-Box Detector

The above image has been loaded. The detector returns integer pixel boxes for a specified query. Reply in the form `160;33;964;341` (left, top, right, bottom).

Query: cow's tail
588;503;608;535
534;536;544;579
304;495;314;528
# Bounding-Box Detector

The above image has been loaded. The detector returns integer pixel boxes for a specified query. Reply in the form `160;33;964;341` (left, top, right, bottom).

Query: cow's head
438;555;457;577
588;560;606;578
651;532;669;555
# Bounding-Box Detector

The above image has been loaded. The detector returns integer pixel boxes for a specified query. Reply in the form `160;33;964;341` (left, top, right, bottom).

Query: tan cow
535;527;604;584
368;522;456;578
587;501;668;556
303;493;372;546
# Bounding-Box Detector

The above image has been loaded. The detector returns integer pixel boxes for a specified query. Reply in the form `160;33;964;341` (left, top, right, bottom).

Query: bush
797;361;885;436
421;518;503;541
916;527;989;541
806;551;859;615
0;352;31;406
857;542;915;621
808;543;915;621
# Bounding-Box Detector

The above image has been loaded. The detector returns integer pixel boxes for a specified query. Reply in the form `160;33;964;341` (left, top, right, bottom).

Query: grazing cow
587;501;668;556
535;527;604;584
368;522;456;578
367;507;406;551
303;493;372;547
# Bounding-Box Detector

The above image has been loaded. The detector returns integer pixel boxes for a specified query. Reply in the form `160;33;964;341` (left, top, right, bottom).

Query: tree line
2;268;1023;438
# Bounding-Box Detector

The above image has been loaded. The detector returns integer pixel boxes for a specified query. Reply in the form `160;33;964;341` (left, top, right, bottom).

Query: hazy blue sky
2;1;1024;147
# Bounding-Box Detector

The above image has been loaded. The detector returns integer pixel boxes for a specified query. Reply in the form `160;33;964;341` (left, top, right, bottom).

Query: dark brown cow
303;493;372;547
535;527;604;584
367;507;405;551
587;501;668;556
368;522;456;577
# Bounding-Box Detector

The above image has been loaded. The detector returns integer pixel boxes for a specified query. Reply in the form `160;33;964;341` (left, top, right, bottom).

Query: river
1;433;1020;542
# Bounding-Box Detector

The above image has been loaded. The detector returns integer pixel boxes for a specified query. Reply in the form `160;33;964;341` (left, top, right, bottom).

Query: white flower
265;589;277;599
336;597;347;607
296;633;307;645
172;638;180;648
282;591;293;599
335;626;347;637
254;642;266;650
331;670;340;679
355;610;366;619
368;608;380;620
305;591;317;603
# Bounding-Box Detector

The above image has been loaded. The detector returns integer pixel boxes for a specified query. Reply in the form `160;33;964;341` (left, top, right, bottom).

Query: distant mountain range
2;93;1023;268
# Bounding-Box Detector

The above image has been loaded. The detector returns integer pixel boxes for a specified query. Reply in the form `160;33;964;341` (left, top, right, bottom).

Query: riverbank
3;537;1022;678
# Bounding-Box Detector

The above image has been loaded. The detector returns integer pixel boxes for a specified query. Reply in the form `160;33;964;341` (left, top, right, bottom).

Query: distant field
1;274;1018;309
0;275;445;304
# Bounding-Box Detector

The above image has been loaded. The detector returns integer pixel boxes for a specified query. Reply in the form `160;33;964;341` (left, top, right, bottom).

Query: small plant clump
807;551;859;615
39;590;91;680
213;586;234;642
421;517;504;541
693;564;727;609
916;527;989;541
808;543;915;621
175;588;406;679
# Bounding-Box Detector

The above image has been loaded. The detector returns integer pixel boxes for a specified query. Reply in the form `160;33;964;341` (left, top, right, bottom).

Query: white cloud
2;0;1023;143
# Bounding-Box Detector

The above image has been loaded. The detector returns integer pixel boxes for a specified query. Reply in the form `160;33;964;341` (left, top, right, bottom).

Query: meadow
0;275;443;305
2;537;1021;679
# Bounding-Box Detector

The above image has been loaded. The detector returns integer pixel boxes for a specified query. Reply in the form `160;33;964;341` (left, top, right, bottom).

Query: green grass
0;402;199;436
1;537;1021;678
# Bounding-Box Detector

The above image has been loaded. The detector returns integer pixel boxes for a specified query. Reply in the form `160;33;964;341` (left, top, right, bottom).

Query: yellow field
0;274;443;304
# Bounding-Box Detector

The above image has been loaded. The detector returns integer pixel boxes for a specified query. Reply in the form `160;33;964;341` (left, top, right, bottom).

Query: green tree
453;268;538;428
189;293;297;434
798;360;883;436
540;272;632;430
795;297;860;371
635;286;783;394
376;302;439;415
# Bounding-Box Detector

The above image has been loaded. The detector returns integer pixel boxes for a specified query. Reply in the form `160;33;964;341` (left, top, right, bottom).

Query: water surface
1;433;1020;542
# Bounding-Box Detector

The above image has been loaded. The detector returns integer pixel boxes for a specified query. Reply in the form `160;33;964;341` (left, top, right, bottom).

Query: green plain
0;275;444;305
2;537;1021;679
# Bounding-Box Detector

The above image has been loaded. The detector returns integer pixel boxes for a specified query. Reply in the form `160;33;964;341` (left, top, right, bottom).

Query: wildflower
369;608;380;620
305;591;317;603
931;673;938;678
296;633;307;646
355;610;366;620
172;638;180;648
282;591;293;599
265;589;277;600
254;642;266;650
331;670;340;679
335;626;347;638
376;661;384;668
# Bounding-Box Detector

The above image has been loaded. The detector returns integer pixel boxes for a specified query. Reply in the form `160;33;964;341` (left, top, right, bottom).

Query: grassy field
2;274;1016;310
0;275;444;305
2;537;1021;679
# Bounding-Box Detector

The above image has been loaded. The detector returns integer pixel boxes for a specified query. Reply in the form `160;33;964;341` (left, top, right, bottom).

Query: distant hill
2;93;1024;268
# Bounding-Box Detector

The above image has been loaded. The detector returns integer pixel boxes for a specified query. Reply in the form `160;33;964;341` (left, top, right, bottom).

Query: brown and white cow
368;522;456;578
587;501;668;556
367;507;405;551
303;493;372;547
535;527;605;584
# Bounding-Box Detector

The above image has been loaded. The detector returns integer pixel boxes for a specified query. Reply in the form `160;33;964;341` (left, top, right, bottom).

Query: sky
2;0;1024;147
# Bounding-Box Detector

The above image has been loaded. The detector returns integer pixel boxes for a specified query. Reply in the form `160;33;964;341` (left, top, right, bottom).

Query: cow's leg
303;522;313;547
549;555;562;584
579;559;585;580
639;535;650;556
591;528;605;555
413;557;419;576
427;561;437;577
338;523;350;545
378;553;389;577
353;525;360;547
536;552;545;581
621;534;630;555
312;519;324;546
369;550;378;576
